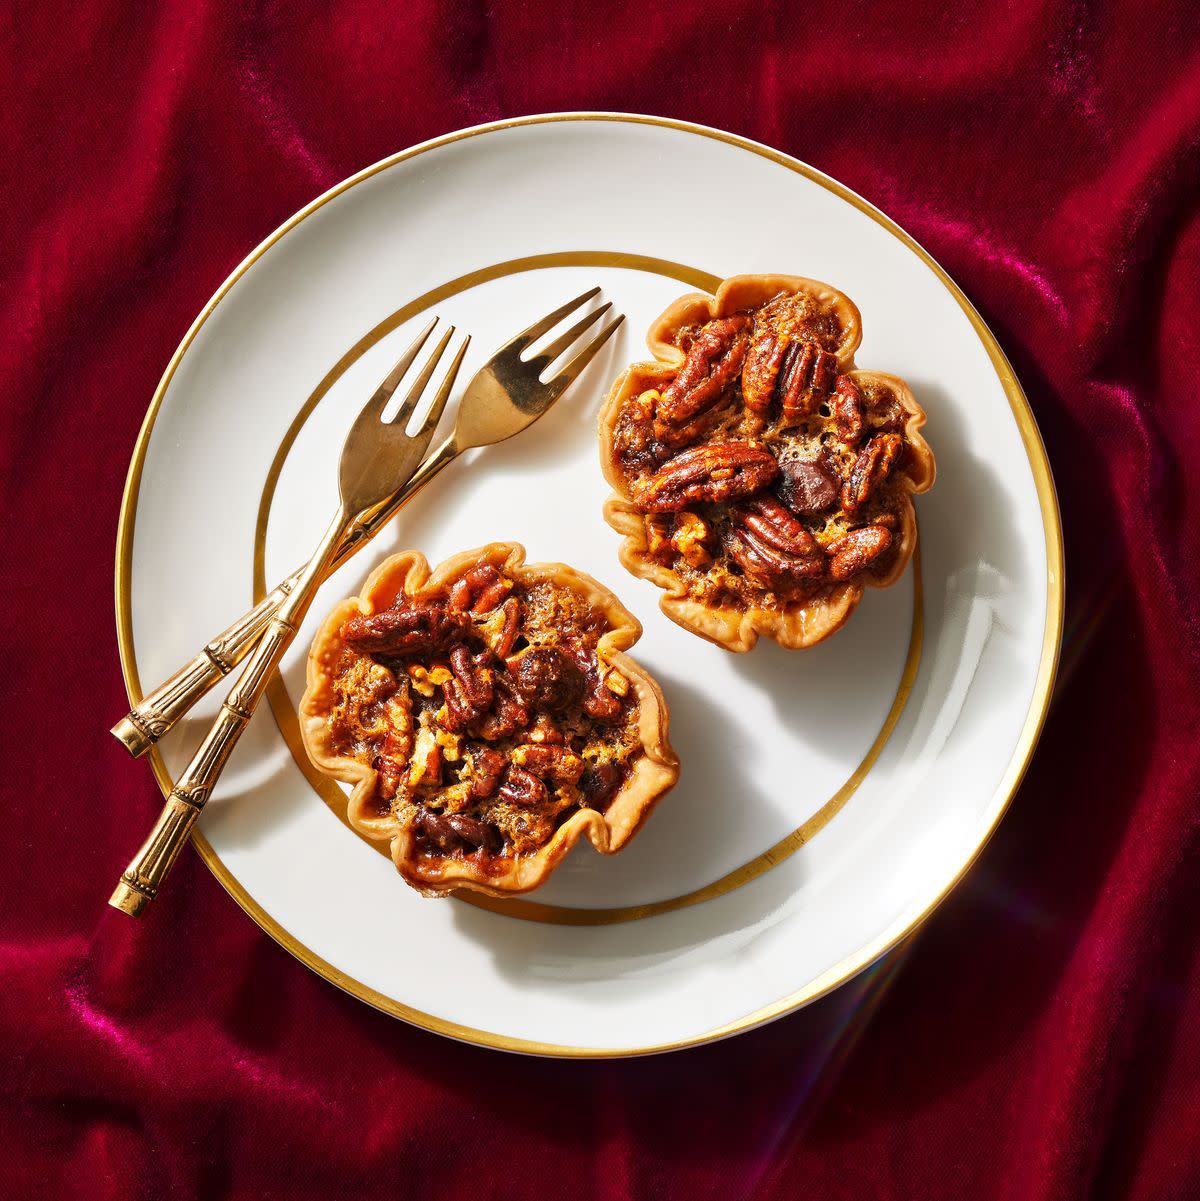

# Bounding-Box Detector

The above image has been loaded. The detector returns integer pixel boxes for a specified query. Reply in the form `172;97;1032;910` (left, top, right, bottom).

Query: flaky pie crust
299;542;680;898
599;274;935;652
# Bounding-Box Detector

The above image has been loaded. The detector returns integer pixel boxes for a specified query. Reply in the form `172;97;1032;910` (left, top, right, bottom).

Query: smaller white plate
117;114;1062;1056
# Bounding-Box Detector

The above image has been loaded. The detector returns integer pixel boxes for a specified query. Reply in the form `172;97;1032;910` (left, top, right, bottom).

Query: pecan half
416;809;501;855
375;736;408;800
727;526;827;583
734;495;819;557
475;674;529;740
632;442;779;513
654;315;751;445
742;335;837;423
775;453;840;516
372;695;414;800
826;526;893;580
449;564;511;614
449;645;495;713
439;648;507;734
497;764;549;808
512;743;584;784
468;746;507;800
495;596;522;658
439;675;475;733
841;433;903;515
343;600;466;656
741;332;789;413
777;340;838;423
832;376;865;445
509;646;585;713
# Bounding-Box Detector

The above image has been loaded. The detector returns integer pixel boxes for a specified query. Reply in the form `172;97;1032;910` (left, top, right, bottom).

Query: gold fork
111;288;622;759
109;323;465;915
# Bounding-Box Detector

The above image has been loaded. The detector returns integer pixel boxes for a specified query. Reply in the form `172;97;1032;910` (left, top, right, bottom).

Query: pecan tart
300;543;679;897
599;275;935;651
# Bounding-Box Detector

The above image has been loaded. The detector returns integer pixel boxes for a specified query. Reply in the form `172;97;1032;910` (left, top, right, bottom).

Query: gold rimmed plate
116;114;1062;1056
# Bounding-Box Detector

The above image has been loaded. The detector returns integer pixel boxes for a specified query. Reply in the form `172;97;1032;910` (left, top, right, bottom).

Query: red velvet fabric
3;3;1199;1198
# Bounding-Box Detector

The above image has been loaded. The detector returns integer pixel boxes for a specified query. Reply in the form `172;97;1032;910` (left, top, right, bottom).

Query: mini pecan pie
300;543;679;897
599;275;935;651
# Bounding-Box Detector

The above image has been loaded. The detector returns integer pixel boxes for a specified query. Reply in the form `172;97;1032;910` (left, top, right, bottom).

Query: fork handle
112;434;460;758
110;510;349;916
110;580;298;756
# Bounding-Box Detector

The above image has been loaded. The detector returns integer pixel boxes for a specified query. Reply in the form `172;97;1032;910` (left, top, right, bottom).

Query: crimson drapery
3;3;1199;1198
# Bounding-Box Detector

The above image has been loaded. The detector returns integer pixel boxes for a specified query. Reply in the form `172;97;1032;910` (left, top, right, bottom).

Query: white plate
117;114;1062;1056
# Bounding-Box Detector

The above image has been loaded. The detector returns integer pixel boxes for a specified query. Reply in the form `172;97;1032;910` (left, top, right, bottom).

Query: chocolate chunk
417;809;501;854
579;762;622;808
776;456;839;516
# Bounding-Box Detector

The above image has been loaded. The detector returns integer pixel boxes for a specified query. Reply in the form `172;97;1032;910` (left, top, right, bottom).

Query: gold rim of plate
113;112;1065;1058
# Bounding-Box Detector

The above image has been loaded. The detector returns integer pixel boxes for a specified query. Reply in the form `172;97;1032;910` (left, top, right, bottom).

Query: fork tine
393;325;455;427
416;334;470;437
529;302;613;367
548;314;624;390
358;317;438;424
506;286;602;353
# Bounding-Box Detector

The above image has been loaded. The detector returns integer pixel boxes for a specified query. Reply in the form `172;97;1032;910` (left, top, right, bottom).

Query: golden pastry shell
598;274;936;653
299;542;680;897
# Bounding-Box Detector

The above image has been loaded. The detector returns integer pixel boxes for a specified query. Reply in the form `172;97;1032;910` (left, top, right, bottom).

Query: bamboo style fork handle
110;581;297;756
111;436;460;758
109;509;350;916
